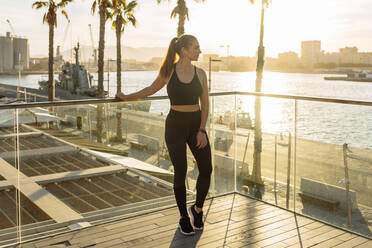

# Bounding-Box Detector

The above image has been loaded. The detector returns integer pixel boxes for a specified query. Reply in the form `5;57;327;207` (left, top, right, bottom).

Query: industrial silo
0;32;14;72
13;37;29;70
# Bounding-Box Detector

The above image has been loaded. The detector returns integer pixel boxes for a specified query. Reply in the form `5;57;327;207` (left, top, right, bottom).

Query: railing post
293;99;297;211
233;95;237;192
273;135;278;205
343;143;353;230
208;95;215;195
286;132;292;209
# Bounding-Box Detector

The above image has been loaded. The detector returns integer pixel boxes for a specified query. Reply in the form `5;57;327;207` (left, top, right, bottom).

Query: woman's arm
116;73;168;101
198;68;209;130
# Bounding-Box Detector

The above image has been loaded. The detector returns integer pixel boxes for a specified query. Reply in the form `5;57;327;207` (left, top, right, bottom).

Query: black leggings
165;109;213;217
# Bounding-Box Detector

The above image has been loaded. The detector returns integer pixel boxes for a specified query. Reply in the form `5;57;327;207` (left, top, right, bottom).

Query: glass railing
234;93;372;240
1;91;371;246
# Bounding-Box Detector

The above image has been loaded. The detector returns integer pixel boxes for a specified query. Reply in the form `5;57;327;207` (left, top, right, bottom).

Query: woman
116;34;212;236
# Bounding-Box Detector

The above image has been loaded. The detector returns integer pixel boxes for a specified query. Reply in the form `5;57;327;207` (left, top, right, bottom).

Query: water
1;71;372;149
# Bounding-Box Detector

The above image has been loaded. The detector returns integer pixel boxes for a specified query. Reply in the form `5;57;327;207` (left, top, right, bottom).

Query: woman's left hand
115;92;126;101
196;131;208;149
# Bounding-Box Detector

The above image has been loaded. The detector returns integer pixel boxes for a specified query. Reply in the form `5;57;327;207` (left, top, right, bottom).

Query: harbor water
1;71;372;149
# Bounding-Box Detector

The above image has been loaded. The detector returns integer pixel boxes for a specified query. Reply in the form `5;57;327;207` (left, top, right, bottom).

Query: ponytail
160;37;178;79
159;34;197;79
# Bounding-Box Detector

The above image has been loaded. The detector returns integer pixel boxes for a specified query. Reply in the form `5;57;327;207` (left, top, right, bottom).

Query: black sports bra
167;66;203;105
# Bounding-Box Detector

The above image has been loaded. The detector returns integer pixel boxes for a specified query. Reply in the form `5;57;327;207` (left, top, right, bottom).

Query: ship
324;71;372;82
38;43;106;98
38;43;151;112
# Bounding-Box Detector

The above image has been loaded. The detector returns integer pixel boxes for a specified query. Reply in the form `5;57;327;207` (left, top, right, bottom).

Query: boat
38;43;107;98
324;71;372;82
216;111;253;129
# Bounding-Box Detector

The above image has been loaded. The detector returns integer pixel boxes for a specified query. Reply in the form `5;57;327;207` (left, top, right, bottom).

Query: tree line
32;0;273;185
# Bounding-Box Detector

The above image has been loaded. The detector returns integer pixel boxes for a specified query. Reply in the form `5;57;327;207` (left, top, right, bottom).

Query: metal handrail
2;91;372;110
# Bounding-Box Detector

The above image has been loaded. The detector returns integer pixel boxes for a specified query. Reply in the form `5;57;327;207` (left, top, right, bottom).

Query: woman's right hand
115;92;126;101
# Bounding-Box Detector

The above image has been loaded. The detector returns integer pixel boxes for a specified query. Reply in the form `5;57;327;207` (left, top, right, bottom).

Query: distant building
0;32;29;72
225;56;256;72
339;47;372;65
319;52;339;65
149;57;163;67
357;52;372;65
202;54;219;63
301;40;321;68
339;47;358;64
278;51;300;68
198;54;221;71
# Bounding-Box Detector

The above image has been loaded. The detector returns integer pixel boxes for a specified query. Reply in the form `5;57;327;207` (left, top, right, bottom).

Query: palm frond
57;0;73;8
112;19;117;29
127;15;136;27
185;7;189;21
32;1;49;9
170;6;179;19
106;10;114;20
156;0;170;4
61;9;69;21
42;13;48;24
91;0;97;15
110;0;137;29
126;1;137;11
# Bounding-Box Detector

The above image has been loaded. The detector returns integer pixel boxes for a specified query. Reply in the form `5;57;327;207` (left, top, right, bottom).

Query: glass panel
210;94;238;196
295;100;372;238
1;93;371;245
0;109;26;245
235;95;295;210
0;100;178;246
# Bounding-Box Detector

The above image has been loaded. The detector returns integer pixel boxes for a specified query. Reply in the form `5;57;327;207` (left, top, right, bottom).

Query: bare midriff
170;104;200;112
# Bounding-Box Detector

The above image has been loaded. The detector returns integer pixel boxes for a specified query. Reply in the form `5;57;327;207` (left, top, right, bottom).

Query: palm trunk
177;0;186;37
96;3;106;143
98;5;106;98
177;14;185;37
48;23;54;101
251;1;265;184
116;18;123;141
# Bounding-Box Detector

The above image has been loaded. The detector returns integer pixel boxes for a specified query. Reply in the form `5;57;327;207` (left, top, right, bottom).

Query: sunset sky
1;0;371;58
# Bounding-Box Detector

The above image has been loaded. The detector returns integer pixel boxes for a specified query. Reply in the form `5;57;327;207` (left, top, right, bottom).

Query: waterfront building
278;51;300;68
339;46;359;65
339;47;372;66
0;32;29;72
318;51;339;65
301;40;321;68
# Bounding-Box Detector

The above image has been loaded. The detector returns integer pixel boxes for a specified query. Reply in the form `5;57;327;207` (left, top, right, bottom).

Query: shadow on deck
20;193;371;248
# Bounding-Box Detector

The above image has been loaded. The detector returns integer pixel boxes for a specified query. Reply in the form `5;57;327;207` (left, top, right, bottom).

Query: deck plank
21;193;371;248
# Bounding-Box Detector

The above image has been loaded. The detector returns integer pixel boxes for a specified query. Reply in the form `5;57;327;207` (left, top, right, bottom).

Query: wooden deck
20;193;371;248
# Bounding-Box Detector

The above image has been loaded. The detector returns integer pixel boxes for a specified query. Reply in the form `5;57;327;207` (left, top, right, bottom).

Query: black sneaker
178;216;195;236
189;204;204;230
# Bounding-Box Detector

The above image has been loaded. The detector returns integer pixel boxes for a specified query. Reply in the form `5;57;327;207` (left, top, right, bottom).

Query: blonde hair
159;34;197;78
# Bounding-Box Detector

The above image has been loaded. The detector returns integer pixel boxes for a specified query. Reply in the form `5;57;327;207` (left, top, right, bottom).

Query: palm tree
91;0;111;143
111;0;137;142
32;0;73;101
157;0;205;37
249;0;271;184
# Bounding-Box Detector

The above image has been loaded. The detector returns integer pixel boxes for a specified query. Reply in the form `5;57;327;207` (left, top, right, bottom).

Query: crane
6;19;15;36
88;24;97;63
